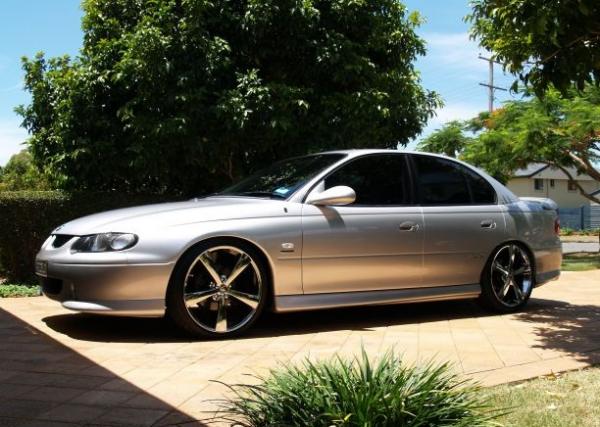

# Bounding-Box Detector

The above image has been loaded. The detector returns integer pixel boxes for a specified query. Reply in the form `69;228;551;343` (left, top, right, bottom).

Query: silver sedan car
36;150;562;338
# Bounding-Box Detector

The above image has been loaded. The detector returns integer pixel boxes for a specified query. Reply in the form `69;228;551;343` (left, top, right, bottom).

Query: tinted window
414;156;471;205
414;155;496;205
464;167;496;204
219;153;345;199
323;155;410;205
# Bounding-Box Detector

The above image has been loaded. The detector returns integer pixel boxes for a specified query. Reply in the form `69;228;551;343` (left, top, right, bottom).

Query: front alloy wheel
480;243;534;312
167;240;267;338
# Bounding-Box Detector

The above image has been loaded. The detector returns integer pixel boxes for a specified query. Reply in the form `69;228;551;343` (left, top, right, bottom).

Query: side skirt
273;284;481;313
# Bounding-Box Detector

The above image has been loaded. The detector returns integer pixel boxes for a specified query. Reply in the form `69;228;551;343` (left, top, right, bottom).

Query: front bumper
38;261;173;317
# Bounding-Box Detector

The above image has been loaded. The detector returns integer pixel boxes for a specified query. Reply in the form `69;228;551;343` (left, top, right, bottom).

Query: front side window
413;155;496;205
323;154;410;205
568;181;577;192
218;153;345;199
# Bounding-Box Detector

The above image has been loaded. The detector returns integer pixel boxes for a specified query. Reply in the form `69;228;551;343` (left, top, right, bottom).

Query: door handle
480;219;496;229
399;222;419;232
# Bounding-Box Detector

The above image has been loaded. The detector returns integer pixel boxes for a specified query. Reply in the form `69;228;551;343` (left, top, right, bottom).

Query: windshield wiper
234;191;287;199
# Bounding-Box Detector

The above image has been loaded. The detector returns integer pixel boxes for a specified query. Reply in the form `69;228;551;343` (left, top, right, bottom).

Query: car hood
53;197;289;235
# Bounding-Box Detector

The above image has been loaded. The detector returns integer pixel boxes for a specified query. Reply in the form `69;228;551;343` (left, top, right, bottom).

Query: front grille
39;277;63;295
52;234;74;248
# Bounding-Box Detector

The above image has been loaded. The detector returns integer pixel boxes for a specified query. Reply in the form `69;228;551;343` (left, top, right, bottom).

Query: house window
534;178;544;191
568;181;577;192
549;179;555;188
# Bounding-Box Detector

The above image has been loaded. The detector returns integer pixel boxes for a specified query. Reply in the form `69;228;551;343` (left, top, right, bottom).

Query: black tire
479;243;534;313
166;238;269;339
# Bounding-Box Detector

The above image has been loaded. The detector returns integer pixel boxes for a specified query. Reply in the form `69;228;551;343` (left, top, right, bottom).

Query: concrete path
0;270;599;426
562;241;599;253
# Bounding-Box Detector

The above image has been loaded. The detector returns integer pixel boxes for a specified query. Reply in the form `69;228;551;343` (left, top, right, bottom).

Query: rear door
411;154;507;287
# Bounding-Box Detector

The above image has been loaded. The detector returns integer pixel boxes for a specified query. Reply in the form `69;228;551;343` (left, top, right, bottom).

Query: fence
558;205;600;230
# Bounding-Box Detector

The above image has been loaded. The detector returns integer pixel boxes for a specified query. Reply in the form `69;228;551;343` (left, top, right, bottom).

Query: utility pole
478;55;507;113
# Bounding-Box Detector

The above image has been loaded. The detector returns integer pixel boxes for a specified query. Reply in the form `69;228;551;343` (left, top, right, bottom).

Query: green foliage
423;85;600;197
465;86;600;196
17;0;440;196
561;253;600;271
0;150;50;191
218;350;500;427
0;191;175;282
417;120;472;158
468;0;600;95
0;283;40;298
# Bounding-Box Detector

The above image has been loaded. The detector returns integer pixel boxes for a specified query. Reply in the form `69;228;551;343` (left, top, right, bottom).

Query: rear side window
413;155;496;205
464;167;496;204
324;154;410;205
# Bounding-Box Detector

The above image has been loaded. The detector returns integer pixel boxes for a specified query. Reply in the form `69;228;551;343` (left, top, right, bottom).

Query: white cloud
406;102;481;150
420;32;488;80
0;119;28;166
430;102;481;126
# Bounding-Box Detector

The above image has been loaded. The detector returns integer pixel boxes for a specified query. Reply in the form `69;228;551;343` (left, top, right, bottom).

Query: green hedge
0;191;177;283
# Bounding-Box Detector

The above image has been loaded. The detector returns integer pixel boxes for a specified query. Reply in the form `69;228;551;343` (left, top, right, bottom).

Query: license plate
35;260;48;277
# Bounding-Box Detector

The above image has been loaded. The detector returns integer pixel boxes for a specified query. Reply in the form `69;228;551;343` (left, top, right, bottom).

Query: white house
506;163;600;209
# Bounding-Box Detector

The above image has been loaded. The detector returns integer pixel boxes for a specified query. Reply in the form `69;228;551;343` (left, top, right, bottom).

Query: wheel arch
480;239;537;285
166;235;275;303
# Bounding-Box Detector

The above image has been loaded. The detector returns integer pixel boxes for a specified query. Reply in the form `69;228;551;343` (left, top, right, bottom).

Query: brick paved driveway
0;270;599;426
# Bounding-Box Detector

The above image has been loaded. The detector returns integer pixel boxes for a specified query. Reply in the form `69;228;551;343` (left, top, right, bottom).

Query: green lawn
485;367;600;427
0;283;40;298
561;252;600;271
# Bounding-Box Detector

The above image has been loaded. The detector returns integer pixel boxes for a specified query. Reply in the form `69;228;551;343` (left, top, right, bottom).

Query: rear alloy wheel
167;241;267;338
480;243;534;312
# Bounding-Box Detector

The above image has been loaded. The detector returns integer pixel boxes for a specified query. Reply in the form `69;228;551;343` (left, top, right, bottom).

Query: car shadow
0;307;210;426
42;299;487;343
42;297;600;365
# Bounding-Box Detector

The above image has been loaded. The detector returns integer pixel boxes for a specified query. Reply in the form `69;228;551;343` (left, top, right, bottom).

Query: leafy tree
422;86;600;204
17;0;440;196
0;150;50;191
417;121;471;158
468;0;600;95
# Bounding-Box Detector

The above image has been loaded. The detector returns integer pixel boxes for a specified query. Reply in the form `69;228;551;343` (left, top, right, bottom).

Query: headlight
72;233;138;252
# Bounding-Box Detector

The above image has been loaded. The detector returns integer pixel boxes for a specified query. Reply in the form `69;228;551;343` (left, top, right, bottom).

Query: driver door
301;153;424;294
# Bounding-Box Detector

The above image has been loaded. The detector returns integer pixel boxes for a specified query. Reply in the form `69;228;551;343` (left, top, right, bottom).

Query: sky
0;0;518;166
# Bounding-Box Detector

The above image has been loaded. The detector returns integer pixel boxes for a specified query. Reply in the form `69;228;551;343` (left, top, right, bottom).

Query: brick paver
0;270;598;426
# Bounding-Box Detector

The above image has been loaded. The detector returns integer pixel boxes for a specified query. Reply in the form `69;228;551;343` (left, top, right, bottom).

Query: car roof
318;148;444;157
317;149;479;164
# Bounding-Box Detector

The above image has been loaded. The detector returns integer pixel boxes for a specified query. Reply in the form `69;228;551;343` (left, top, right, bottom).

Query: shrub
0;283;40;298
218;350;501;427
0;191;177;282
560;227;574;236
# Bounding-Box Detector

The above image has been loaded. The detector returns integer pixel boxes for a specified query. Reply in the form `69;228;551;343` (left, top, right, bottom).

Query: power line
478;55;507;113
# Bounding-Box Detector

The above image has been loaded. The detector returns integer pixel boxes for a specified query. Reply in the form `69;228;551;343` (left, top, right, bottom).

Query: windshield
217;153;346;199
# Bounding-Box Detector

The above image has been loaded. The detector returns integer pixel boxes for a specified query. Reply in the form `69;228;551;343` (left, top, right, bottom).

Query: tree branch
567;151;600;182
546;161;600;204
540;34;600;64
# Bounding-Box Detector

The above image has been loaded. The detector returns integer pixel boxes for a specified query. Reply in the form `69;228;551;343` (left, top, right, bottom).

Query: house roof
512;163;596;181
513;163;548;177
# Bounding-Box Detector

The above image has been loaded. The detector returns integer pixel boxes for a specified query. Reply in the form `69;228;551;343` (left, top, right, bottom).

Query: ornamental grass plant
217;349;502;427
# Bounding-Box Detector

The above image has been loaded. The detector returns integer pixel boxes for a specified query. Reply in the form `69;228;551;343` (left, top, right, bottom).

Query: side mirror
306;185;356;206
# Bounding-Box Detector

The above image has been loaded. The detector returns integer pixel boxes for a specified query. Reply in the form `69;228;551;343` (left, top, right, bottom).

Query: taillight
554;217;560;235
